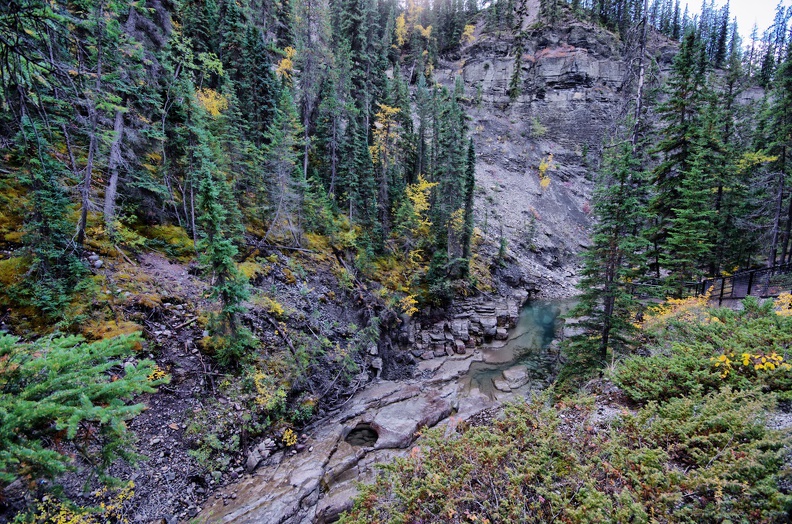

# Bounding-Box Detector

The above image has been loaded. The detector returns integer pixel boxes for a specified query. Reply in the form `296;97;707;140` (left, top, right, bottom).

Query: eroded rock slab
197;377;459;524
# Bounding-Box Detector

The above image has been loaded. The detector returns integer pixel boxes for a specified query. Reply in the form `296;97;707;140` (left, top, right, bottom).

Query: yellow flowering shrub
642;289;714;330
26;482;135;523
775;292;792;316
282;428;298;447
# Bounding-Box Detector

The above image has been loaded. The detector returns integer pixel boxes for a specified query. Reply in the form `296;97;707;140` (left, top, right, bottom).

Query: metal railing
685;262;792;305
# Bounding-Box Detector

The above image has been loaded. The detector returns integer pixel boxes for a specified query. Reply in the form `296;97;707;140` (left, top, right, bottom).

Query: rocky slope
435;12;677;295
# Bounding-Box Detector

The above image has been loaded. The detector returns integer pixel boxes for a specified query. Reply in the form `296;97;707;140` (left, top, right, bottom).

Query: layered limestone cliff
435;14;677;296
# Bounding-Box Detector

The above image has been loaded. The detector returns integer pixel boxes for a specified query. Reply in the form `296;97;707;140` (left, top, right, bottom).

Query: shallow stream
461;299;575;398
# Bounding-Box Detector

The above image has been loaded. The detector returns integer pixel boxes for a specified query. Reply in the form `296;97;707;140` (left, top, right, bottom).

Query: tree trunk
76;1;105;247
328;117;338;197
77;97;100;247
769;171;785;268
781;189;792;265
103;108;125;227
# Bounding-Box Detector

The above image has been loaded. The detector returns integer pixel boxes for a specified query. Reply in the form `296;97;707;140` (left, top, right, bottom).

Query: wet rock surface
196;299;570;523
196;379;458;523
408;291;528;359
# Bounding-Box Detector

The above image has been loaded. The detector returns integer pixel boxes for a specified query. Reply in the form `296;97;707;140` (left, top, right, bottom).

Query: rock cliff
435;13;676;296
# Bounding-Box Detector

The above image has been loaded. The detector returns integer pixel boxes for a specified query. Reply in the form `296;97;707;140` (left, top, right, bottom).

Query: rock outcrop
434;16;675;296
406;292;527;359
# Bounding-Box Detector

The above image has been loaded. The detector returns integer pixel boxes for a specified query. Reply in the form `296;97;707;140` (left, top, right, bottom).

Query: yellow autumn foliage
399;294;419;316
711;350;791;378
370;103;401;165
195;88;228;117
461;24;475;44
252;368;287;411
415;23;432;39
405;174;437;237
26;482;135;523
735;151;777;174
538;153;553;189
395;13;408;47
276;46;296;79
775;292;792;316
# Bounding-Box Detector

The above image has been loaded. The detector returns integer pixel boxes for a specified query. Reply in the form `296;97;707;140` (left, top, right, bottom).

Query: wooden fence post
719;277;725;306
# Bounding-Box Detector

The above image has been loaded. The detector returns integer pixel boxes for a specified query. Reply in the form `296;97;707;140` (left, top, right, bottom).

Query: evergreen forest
1;0;792;521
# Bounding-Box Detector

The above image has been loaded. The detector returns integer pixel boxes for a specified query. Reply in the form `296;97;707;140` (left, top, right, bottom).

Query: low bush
612;296;792;404
341;390;792;523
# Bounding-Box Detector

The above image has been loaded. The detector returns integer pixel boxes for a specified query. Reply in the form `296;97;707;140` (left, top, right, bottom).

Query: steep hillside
434;11;677;295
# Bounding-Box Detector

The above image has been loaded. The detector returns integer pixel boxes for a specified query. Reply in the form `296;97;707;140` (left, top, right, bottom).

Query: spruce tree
239;27;279;146
0;333;165;484
563;134;648;377
193;127;252;366
765;36;792;265
12;119;87;324
461;139;476;268
262;89;305;245
649;29;708;278
662;133;716;294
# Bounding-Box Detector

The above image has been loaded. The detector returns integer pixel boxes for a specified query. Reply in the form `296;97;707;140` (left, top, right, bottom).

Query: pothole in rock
345;423;378;447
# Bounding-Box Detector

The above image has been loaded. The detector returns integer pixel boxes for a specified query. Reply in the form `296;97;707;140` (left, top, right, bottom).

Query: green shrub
612;297;792;404
340;391;792;523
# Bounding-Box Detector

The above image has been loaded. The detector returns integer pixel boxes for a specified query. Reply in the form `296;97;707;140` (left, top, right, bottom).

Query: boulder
480;316;497;338
451;319;470;341
495;307;510;327
492;378;512;392
503;365;530;389
371;390;453;449
454;339;466;354
246;450;262;473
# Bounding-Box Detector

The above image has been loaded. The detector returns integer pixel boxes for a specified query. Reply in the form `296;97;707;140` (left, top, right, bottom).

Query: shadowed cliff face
435;17;675;296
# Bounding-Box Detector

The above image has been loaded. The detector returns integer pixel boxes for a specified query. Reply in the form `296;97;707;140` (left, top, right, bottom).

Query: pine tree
431;79;470;280
765;37;792;265
563;135;648;377
192;123;252;366
709;38;747;274
508;37;524;100
649;29;708;278
713;1;729;67
262;89;305;245
662;134;716;294
238;27;279;146
12;119;87;323
460;139;476;268
0;333;165;484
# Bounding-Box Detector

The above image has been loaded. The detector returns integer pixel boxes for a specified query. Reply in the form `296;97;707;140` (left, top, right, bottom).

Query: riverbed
197;298;574;524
